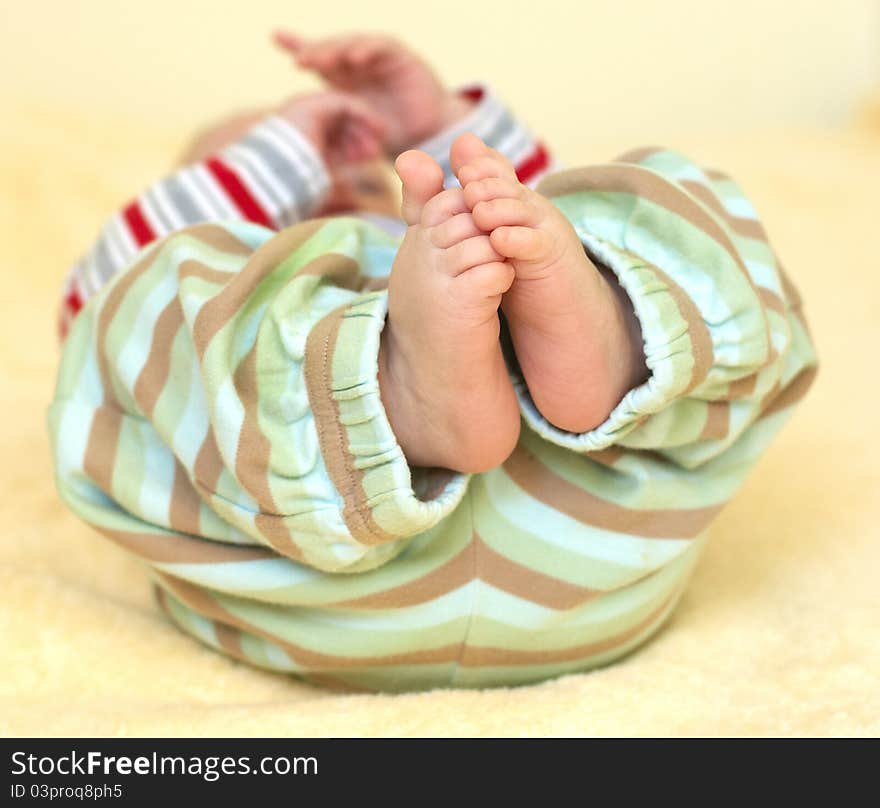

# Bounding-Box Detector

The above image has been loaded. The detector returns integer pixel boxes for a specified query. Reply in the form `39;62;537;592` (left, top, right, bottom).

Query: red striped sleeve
515;142;550;185
58;283;84;341
205;157;272;228
122;201;157;247
64;285;84;318
459;85;485;103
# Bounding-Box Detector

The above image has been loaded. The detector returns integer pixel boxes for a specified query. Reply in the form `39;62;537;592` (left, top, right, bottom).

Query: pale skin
383;136;647;472
180;31;647;473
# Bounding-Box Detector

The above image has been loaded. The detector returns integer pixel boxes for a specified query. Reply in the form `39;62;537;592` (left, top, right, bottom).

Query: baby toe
472;197;536;231
429;212;483;249
396;150;446;225
454;261;516;302
443;235;504;276
458;154;518;187
462;176;522;209
489;225;550;261
420;188;469;227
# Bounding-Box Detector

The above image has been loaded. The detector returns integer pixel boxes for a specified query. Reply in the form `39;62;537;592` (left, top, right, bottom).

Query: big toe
450;133;493;177
395;150;445;225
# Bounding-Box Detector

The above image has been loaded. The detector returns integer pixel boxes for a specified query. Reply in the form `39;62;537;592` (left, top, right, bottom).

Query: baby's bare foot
452;134;647;433
378;149;520;473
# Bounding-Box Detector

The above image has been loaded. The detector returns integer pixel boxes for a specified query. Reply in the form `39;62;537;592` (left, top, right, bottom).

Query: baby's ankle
378;324;520;473
377;326;436;467
503;263;647;434
597;264;649;399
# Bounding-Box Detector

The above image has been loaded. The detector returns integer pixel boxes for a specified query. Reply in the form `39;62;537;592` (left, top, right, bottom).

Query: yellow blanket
2;104;878;736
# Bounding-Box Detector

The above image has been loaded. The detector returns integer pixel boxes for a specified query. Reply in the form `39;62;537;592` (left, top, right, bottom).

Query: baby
49;31;818;691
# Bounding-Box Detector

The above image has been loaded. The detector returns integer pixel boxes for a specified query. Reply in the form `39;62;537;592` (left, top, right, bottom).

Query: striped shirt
49;102;816;691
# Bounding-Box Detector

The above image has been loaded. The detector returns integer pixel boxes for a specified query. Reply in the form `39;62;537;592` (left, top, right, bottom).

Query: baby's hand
273;30;473;153
276;91;386;168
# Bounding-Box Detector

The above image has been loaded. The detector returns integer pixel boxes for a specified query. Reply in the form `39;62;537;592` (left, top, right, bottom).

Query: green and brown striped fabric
48;149;817;691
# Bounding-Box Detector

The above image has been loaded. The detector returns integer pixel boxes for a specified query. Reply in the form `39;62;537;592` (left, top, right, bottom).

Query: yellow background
2;0;878;156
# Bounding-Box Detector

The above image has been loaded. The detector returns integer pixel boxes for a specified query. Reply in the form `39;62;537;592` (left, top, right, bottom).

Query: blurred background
1;2;879;736
1;0;878;157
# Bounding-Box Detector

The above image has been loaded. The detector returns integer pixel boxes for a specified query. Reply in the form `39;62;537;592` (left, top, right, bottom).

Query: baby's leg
378;150;521;473
452;135;648;433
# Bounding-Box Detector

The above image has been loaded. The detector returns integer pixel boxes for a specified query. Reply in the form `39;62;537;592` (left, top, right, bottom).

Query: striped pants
49;148;817;691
